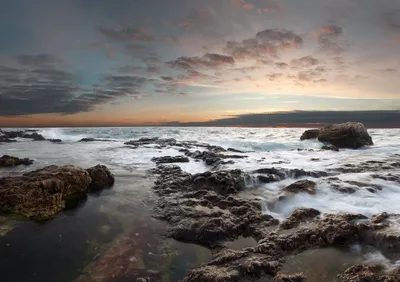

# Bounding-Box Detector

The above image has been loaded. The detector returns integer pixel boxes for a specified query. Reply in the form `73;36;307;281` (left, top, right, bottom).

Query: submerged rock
0;164;114;219
0;130;45;141
300;129;320;141
321;144;339;152
318;122;373;149
48;139;62;143
282;180;317;195
0;136;17;143
151;155;189;164
0;155;34;167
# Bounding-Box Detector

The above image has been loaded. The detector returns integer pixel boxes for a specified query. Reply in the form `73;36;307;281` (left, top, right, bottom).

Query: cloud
167;53;235;70
265;72;284;81
315;25;344;54
291;56;319;68
224;29;302;60
320;25;343;36
0;54;155;116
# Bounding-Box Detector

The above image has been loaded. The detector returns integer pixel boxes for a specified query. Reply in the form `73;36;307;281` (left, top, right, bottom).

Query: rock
21;132;45;141
78;138;115;142
0;164;113;219
317;122;373;149
48;139;62;143
338;264;400;282
283;180;317;195
274;273;306;281
227;148;246;153
124;138;177;147
151;155;189;164
86;165;115;190
281;208;321;229
321;144;339;152
184;248;283;282
254;168;328;180
0;155;34;167
300;129;320;141
0;136;17;143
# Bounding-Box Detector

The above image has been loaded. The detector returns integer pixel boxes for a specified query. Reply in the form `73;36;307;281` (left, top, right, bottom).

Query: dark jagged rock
338;264;400;282
317;122;373;149
227;148;246;153
0;155;34;167
78;138;115;142
185;150;247;167
184;248;283;282
254;167;328;180
300;129;320;141
0;136;17;143
86;164;115;190
0;130;45;141
282;180;317;195
153;166;278;247
48;139;62;143
0;164;114;219
324;177;383;194
151;155;189;164
280;208;321;229
333;160;400;174
321;144;339;152
124;137;177;147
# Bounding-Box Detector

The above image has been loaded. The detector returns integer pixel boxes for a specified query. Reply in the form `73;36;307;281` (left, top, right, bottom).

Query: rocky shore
1;123;399;281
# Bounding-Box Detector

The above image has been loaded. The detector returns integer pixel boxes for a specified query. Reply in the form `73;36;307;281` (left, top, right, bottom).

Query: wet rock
254;167;328;180
184;248;283;282
78;138;115;142
321;144;339;152
125;137;177;147
300;129;320;141
185;150;247;166
257;174;280;184
324;177;383;194
151;155;189;164
0;155;34;167
227;148;246;153
0;136;17;143
48;139;62;143
338;264;400;282
283;180;317;195
0;164;113;219
153;166;278;247
274;273;306;282
0;130;45;141
281;208;321;229
22;132;46;141
86;164;115;190
318;122;373;149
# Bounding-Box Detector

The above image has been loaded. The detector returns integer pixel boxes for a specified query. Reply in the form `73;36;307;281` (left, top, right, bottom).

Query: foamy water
2;127;400;219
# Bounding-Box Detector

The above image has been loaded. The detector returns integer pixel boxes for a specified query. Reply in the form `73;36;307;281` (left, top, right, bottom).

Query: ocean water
1;127;400;281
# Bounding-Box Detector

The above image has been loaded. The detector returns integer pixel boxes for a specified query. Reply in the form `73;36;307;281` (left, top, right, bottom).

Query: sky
0;0;400;127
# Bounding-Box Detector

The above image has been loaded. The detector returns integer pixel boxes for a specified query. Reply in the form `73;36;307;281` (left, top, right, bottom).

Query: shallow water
1;126;400;281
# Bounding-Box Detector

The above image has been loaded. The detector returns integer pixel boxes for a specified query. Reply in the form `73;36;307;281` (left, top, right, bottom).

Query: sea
1;127;400;282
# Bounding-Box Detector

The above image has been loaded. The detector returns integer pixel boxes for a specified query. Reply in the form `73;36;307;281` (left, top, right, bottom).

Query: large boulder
317;122;373;149
86;164;115;190
282;179;317;195
300;129;320;141
0;164;114;219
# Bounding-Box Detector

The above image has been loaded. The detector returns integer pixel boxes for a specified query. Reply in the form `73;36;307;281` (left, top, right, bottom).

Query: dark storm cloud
162;111;400;128
167;53;235;70
0;54;153;116
223;29;303;60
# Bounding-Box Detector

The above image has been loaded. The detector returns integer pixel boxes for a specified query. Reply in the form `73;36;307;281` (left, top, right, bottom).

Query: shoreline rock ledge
0;164;114;220
301;122;373;149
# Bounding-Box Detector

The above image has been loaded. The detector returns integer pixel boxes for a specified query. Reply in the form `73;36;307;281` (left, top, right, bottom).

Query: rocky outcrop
0;164;114;219
280;208;321;229
338;264;400;282
300;129;320;141
318;122;373;149
0;130;45;141
321;144;339;152
151;155;189;164
0;136;17;143
0;155;34;167
282;180;317;195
